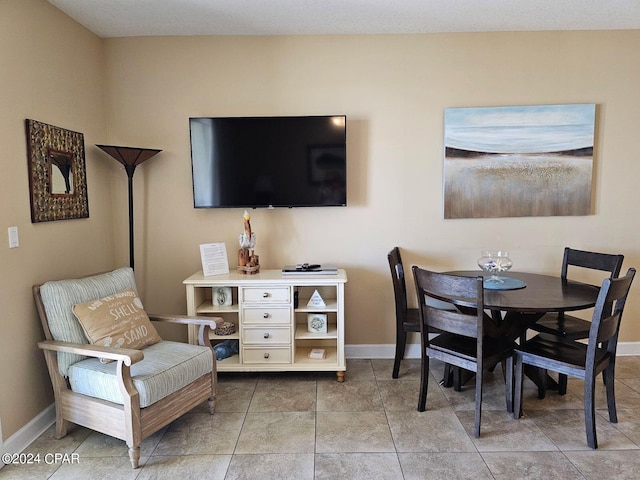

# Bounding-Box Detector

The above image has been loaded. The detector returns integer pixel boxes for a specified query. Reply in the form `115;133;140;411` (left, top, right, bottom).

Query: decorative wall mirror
25;119;89;222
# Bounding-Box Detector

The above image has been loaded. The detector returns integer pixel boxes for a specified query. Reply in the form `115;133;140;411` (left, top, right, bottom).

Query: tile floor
3;356;640;479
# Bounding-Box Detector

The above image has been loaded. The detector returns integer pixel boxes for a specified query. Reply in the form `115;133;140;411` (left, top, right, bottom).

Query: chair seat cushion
68;341;213;408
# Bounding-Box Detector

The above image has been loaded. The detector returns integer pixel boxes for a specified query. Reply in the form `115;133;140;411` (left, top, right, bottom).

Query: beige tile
386;410;476;452
226;453;314;480
234;412;315;454
526;408;638;450
378;375;449;412
456;410;559;452
315;453;404;480
614;356;640;379
138;455;231;479
399;452;494;480
0;461;61;480
317;380;383;411
620;377;640;395
24;424;92;455
609;407;640;445
564;450;640;479
372;358;421;381
343;358;376;381
517;377;584;410
439;370;511;412
153;412;245;455
316;411;395;453
48;455;147;480
481;451;585;479
16;355;640;479
74;428;166;458
568;379;640;410
212;379;256;413
248;379;316;412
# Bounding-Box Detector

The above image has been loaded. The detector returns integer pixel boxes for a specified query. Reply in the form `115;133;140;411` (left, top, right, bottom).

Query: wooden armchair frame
34;284;222;468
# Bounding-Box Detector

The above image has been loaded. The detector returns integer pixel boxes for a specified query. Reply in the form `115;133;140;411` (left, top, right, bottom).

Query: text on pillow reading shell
110;304;142;320
87;290;137;311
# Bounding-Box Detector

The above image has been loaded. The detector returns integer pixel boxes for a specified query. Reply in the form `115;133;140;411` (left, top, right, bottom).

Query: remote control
296;263;321;270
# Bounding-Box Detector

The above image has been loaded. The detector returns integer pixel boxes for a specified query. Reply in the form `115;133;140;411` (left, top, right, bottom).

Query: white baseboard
616;342;640;356
345;341;640;359
1;404;55;467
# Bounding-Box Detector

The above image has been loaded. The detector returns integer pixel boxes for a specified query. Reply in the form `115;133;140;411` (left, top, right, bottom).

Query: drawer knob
264;352;270;359
264;333;270;338
263;313;270;319
262;292;269;298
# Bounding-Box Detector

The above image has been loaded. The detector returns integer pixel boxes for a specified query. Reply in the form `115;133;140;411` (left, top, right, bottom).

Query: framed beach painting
443;104;596;219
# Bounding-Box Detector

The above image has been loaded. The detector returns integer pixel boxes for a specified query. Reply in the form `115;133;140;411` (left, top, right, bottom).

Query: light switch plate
8;226;18;248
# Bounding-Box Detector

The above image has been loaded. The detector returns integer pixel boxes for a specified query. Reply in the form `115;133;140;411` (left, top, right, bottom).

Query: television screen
189;115;347;208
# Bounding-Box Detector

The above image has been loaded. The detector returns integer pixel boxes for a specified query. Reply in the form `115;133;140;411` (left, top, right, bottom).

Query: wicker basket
215;321;236;336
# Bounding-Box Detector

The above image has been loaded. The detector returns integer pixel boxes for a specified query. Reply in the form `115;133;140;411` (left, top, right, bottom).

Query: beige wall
0;0;113;441
2;0;640;443
103;32;640;347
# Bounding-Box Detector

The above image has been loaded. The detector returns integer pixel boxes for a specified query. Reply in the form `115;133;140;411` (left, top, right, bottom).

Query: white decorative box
307;313;328;334
212;287;232;306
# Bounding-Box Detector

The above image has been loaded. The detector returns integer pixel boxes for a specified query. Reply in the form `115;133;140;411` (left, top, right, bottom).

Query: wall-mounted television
189;115;347;208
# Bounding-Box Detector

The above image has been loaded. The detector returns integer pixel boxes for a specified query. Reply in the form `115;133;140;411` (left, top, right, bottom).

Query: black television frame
189;115;347;209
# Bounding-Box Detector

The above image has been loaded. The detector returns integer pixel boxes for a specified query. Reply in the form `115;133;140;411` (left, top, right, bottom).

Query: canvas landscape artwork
443;104;596;219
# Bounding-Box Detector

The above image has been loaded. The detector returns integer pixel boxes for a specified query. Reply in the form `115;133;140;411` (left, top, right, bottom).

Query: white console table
184;269;347;381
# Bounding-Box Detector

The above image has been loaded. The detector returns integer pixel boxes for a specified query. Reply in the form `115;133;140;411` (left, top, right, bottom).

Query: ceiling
48;0;640;38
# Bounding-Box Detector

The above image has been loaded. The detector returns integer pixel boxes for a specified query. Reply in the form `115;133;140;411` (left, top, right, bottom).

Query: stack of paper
308;348;326;359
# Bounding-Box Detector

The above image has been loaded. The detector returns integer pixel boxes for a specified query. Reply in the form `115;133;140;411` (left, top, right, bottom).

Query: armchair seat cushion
68;341;213;408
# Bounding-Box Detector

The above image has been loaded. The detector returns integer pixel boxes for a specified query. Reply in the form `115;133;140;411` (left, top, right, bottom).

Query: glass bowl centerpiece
477;251;513;283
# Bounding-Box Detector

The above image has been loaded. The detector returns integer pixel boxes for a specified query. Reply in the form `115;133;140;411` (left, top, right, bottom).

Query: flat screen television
189;115;347;208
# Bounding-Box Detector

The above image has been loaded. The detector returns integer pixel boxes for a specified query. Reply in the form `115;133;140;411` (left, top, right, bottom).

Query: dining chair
511;268;635;449
388;247;457;382
412;267;515;437
529;247;624;395
388;247;421;378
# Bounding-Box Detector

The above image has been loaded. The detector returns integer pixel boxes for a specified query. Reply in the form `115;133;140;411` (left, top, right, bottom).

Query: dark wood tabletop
446;271;600;313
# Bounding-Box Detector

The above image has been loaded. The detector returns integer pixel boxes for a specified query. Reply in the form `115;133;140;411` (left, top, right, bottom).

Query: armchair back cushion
39;267;138;376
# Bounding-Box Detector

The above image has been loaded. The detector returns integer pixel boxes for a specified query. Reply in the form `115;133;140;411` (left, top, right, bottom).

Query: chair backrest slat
388;247;409;318
424;305;479;338
562;247;624;278
587;268;635;362
412;267;484;341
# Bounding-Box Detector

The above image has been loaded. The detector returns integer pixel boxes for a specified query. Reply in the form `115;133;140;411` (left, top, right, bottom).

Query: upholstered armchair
34;267;221;468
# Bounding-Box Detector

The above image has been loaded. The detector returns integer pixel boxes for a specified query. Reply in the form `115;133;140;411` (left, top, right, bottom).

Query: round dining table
444;270;601;396
446;270;600;316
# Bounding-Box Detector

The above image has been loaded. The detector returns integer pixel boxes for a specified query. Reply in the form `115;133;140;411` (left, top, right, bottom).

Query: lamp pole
96;145;162;270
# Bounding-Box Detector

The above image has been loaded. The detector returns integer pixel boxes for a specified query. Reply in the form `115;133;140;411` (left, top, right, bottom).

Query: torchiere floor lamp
96;145;161;270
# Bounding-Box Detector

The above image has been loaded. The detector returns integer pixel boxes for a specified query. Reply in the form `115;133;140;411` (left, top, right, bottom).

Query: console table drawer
242;327;291;344
242;307;291;324
243;347;291;364
242;286;290;303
